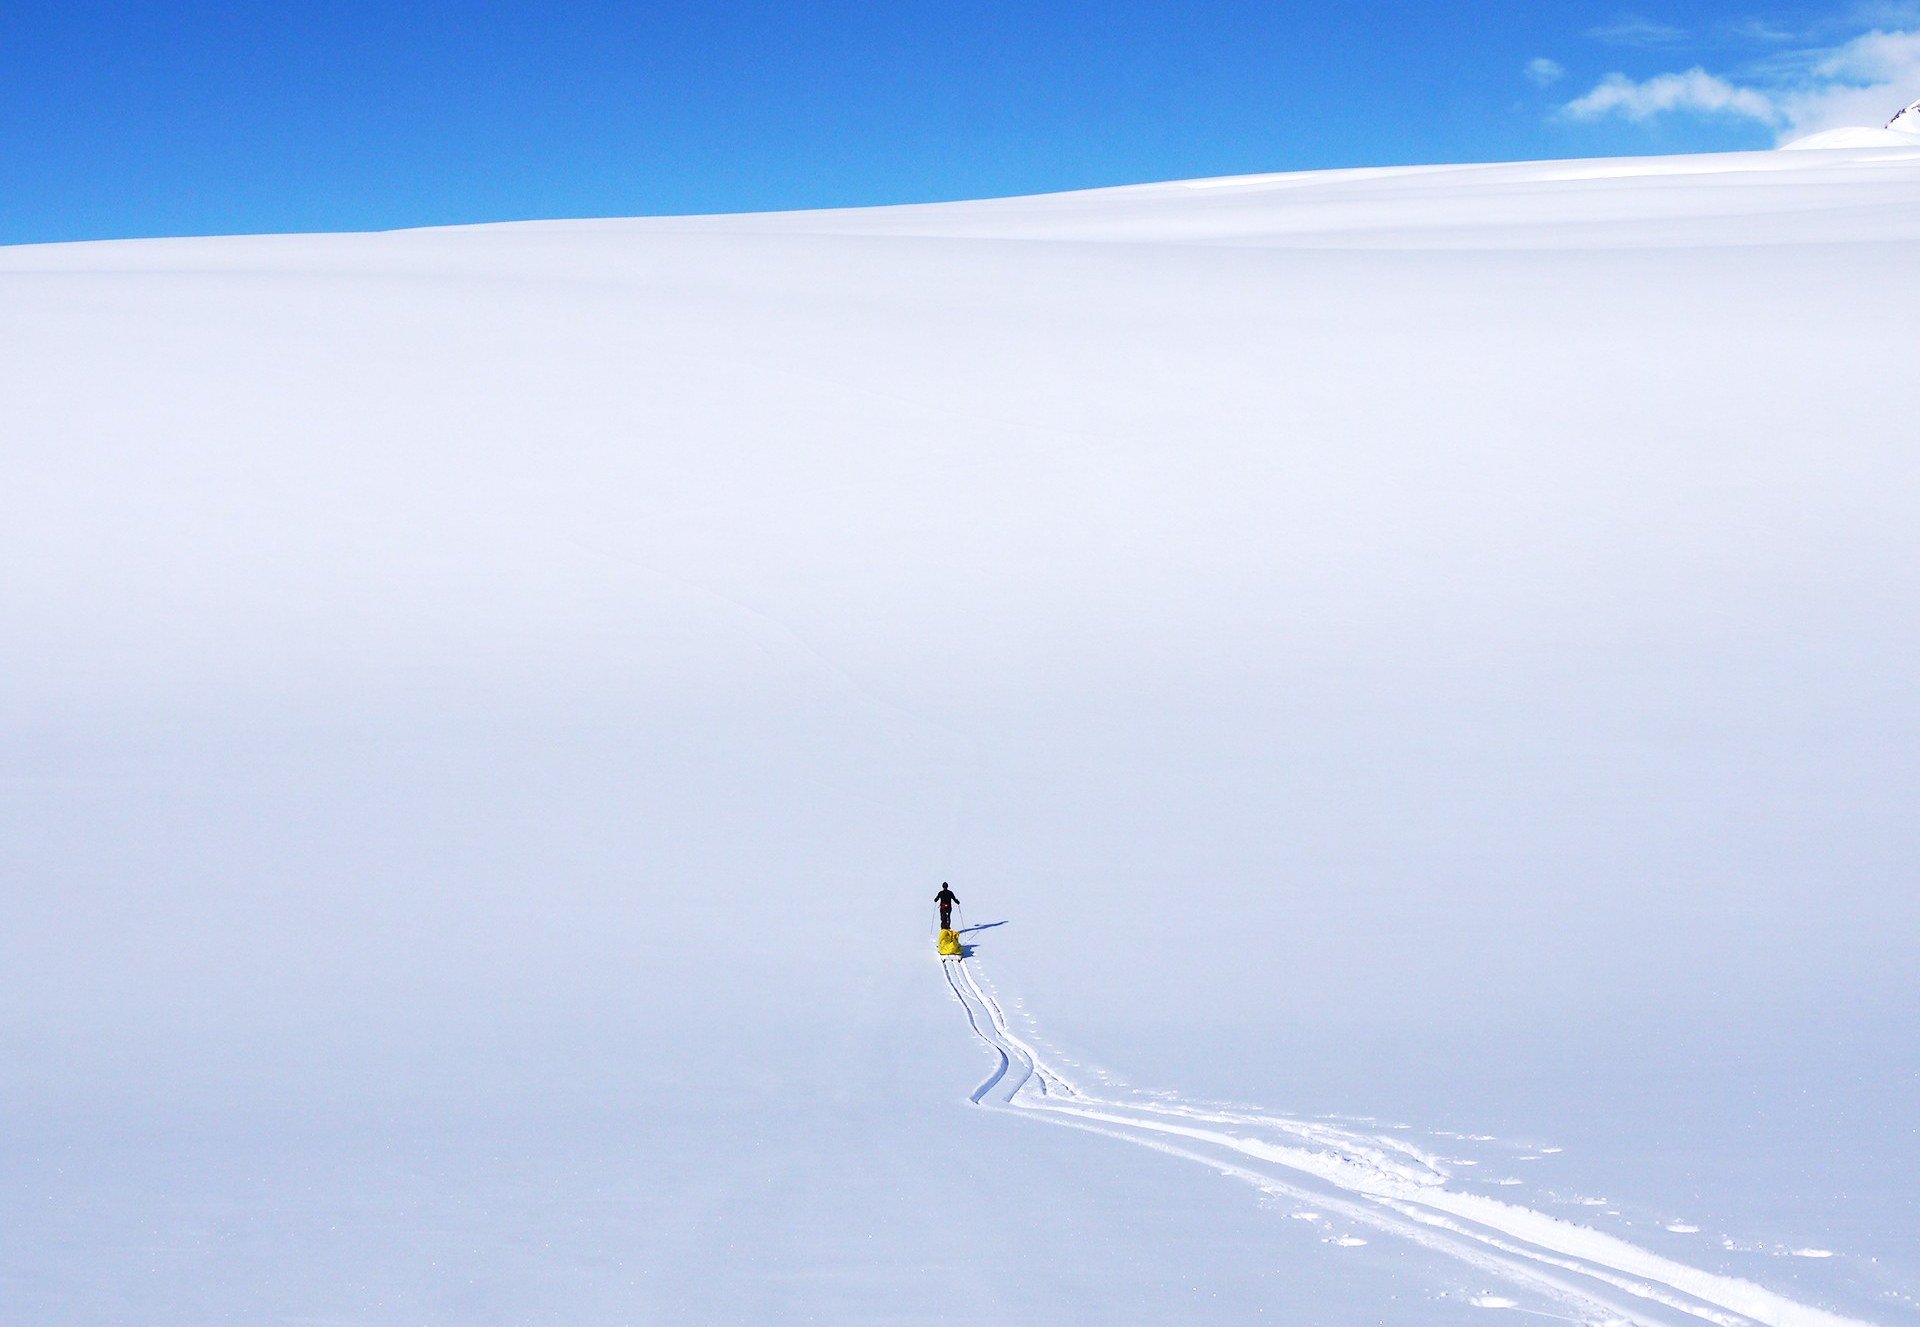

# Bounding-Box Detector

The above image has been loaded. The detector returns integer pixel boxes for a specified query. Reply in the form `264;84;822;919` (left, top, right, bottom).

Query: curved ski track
940;957;1875;1327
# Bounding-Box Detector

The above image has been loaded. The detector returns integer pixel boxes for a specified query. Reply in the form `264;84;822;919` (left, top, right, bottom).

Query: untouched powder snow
3;146;1918;1325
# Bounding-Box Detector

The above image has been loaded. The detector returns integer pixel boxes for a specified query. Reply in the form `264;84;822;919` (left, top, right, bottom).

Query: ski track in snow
939;958;1875;1327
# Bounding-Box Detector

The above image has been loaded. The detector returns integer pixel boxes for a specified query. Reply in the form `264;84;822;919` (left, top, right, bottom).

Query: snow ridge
942;958;1876;1327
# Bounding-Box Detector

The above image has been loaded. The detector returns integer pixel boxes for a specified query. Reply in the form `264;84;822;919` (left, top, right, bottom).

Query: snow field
3;142;1918;1322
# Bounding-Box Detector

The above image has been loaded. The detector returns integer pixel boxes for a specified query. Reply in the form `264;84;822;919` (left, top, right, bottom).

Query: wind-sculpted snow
945;956;1878;1327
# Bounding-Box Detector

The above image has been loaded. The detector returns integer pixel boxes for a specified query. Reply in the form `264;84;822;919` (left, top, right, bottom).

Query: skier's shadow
956;920;1009;954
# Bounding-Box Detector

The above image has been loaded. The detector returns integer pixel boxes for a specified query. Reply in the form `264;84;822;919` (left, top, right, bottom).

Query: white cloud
1526;57;1567;87
1558;23;1920;141
1562;68;1780;122
1808;26;1920;79
1725;17;1798;43
1587;16;1691;46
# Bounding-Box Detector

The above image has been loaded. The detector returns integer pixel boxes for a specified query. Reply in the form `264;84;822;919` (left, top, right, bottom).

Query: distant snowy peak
1781;96;1920;150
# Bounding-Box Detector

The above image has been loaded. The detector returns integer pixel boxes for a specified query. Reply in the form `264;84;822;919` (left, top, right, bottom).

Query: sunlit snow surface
3;147;1917;1324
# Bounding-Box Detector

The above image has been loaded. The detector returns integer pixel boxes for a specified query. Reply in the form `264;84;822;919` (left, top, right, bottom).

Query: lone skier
935;882;960;931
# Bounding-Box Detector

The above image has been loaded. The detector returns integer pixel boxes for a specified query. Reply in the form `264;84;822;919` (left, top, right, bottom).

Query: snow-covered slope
1785;97;1920;150
1782;125;1920;149
3;147;1917;1325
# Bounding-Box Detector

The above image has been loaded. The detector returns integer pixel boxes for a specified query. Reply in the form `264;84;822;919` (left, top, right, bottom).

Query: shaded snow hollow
3;146;1918;1325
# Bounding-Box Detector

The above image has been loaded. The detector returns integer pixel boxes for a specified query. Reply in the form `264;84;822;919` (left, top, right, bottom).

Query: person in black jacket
935;882;960;931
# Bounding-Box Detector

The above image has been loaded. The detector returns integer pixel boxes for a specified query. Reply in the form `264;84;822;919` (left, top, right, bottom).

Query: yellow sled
936;928;963;958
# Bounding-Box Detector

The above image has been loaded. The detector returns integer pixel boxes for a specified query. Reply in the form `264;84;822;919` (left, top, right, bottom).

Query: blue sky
2;0;1917;243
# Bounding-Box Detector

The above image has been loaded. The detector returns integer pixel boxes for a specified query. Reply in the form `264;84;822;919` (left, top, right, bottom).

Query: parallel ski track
940;956;1875;1327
